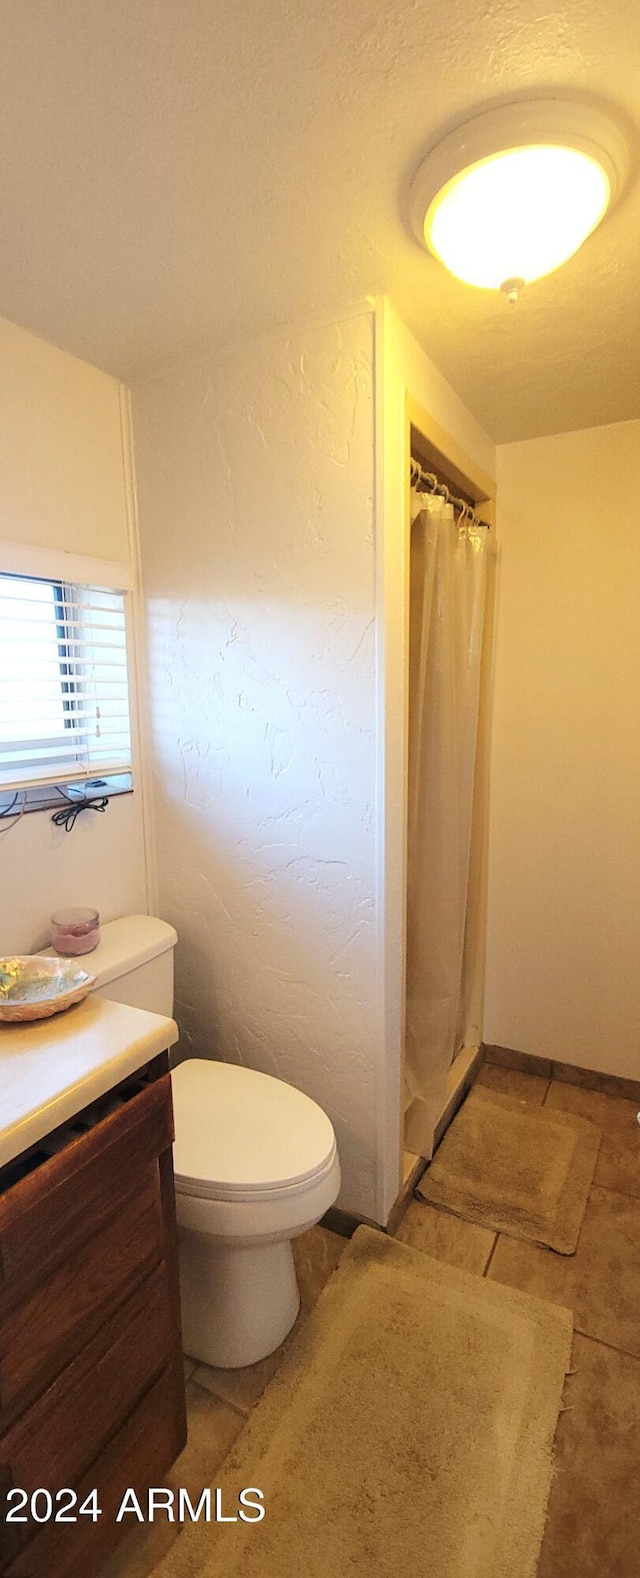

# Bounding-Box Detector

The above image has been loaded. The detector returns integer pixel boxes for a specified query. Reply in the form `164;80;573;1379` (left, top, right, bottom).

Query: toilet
76;914;341;1368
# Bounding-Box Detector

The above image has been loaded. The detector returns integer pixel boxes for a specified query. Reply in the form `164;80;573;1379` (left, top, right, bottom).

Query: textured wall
132;312;378;1216
485;419;640;1078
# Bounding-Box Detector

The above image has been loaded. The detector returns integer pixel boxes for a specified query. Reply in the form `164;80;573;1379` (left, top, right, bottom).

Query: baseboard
483;1043;640;1104
321;1205;382;1239
322;1153;428;1239
482;1044;552;1078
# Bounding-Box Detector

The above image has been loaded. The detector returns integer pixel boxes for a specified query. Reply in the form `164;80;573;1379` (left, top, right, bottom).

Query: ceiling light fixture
409;100;630;302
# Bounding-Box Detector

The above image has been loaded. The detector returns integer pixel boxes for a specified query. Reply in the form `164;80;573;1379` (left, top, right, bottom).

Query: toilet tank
85;915;177;1016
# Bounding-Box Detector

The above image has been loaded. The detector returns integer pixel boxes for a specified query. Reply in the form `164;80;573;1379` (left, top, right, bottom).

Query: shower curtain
404;489;491;1157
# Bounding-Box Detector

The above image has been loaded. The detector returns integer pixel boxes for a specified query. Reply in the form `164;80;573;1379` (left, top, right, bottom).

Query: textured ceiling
0;0;639;441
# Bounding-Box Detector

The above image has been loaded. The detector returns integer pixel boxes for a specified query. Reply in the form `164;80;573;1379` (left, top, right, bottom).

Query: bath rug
155;1225;573;1578
417;1087;601;1253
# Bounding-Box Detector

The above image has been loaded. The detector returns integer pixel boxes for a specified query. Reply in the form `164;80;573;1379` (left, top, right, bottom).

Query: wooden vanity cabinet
0;1053;187;1577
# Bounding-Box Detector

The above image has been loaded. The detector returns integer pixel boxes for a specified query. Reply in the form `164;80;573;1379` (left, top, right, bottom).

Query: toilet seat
175;1145;339;1205
171;1058;337;1203
171;1056;341;1365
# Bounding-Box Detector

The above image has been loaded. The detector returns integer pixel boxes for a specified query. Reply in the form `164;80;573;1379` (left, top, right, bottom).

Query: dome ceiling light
409;100;630;303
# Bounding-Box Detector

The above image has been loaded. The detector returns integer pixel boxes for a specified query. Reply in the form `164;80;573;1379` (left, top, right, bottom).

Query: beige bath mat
418;1088;601;1253
156;1226;572;1578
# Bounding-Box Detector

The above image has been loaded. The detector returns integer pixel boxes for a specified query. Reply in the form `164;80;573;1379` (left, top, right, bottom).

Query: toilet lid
171;1059;337;1200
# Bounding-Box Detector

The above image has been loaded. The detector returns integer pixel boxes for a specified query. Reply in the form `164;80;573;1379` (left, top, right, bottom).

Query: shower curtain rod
410;458;488;529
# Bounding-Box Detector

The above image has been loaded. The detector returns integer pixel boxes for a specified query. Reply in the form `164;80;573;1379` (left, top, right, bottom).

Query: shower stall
403;416;496;1162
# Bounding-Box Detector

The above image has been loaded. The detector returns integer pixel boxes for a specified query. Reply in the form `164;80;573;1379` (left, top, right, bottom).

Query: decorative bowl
0;956;96;1022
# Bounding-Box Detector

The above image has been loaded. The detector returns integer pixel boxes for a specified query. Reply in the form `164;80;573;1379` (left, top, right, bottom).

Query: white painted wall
0;317;149;953
132;310;379;1217
485;418;640;1079
0;315;130;560
0;798;148;955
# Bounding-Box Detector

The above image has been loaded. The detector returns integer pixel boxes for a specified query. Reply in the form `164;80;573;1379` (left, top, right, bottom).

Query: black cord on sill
51;792;110;832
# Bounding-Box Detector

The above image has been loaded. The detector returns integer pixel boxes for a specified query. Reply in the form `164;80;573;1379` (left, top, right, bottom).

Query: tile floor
100;1225;347;1577
105;1062;640;1577
475;1062;640;1576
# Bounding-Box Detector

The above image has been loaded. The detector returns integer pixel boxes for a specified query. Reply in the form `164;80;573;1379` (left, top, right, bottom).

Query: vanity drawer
0;1263;171;1566
0;1163;164;1432
5;1364;186;1578
0;1075;174;1293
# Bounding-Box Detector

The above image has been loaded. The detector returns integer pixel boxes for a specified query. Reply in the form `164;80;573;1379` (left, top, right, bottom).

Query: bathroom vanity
0;996;185;1577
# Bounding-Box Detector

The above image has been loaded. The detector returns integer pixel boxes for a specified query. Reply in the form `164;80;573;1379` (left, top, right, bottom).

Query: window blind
0;574;132;791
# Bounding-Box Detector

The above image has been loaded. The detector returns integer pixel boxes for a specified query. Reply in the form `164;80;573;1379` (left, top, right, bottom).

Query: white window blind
0;573;132;791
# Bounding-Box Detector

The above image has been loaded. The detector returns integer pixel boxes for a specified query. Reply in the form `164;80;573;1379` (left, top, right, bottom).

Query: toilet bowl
171;1058;341;1368
53;916;342;1372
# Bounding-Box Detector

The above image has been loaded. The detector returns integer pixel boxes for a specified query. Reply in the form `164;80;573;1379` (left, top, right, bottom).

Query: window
0;572;132;805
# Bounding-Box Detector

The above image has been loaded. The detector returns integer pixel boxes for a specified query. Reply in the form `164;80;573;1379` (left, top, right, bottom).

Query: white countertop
0;995;178;1169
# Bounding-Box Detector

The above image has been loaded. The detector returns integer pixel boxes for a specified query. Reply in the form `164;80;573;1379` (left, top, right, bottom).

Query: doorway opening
403;406;497;1173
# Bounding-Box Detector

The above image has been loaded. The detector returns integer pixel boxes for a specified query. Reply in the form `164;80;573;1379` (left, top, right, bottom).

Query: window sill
0;774;133;820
